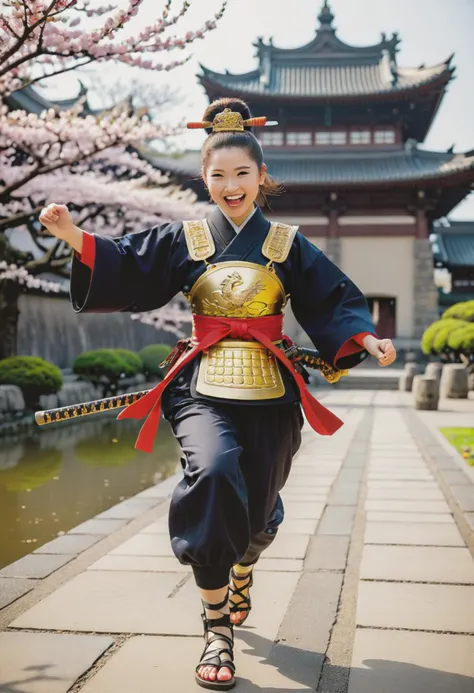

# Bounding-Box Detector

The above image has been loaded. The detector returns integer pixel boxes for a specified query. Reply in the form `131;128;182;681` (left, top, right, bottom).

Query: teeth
226;195;244;200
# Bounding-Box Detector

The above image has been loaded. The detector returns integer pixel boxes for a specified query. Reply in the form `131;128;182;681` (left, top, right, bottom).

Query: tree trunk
0;282;20;360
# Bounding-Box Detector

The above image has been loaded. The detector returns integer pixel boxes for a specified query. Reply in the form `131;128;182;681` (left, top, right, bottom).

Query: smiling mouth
224;194;246;208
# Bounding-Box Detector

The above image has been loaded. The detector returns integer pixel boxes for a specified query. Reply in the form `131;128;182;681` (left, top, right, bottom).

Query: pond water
0;416;180;570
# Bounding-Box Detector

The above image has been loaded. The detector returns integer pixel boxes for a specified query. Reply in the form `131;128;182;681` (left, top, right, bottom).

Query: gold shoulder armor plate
183;219;216;262
262;222;299;264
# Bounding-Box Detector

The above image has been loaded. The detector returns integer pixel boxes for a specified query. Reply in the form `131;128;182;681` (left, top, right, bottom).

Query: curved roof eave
199;68;453;103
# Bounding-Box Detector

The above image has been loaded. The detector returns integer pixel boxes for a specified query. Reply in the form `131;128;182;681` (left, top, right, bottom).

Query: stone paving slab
304;535;349;571
96;498;160;520
364;522;465;547
365;511;454;524
9;571;186;633
79;635;313;693
357;582;474;632
11;569;299;639
365;500;451;513
349;629;474;693
280;501;325;519
450;485;474;512
317;507;356;535
366;489;444;501
360;545;474;583
68;518;129;535
0;553;75;579
88;555;189;573
141;517;169;534
0;631;113;693
284;477;337;488
439;470;473;486
367;472;434;481
260;534;310;560
33;534;101;555
0;577;38;610
367;480;439;489
278;518;319;534
109;534;174;557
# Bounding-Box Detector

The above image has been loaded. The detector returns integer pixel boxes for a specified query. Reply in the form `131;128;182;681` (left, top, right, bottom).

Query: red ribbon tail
134;400;163;453
250;329;344;436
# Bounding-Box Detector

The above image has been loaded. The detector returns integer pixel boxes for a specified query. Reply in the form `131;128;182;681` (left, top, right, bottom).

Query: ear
201;170;208;188
259;163;267;185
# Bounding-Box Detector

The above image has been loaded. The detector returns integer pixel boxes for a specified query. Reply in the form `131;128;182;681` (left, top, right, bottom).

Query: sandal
229;566;253;627
195;592;236;691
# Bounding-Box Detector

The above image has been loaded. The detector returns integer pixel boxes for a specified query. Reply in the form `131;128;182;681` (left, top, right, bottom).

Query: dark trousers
165;399;303;589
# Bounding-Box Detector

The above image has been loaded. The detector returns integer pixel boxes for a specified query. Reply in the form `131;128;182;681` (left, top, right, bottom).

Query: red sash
118;314;343;452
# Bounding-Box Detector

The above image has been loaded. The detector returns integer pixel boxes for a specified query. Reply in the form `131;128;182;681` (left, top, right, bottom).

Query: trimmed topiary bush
138;344;173;380
73;349;142;397
113;349;143;374
0;356;63;409
421;319;465;355
443;300;474;322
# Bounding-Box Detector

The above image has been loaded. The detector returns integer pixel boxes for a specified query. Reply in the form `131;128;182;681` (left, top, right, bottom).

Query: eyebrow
211;166;252;172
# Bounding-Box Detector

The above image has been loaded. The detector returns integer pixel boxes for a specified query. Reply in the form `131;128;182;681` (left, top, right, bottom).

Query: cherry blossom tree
0;0;225;358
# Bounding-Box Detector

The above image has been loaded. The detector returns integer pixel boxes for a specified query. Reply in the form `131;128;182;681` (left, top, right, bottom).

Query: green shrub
114;349;143;374
73;349;141;397
443;300;474;322
421;319;464;355
0;356;63;408
138;344;173;379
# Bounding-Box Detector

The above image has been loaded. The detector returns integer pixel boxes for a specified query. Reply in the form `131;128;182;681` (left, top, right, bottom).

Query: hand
39;203;75;240
362;335;397;367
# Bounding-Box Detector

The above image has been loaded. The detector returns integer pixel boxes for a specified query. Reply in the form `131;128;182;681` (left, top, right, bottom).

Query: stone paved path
0;389;473;692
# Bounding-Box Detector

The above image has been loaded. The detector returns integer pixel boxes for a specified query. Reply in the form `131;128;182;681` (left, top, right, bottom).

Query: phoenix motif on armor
202;271;268;317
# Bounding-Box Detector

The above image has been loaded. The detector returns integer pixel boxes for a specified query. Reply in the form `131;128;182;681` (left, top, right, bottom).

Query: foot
196;595;235;690
229;565;253;627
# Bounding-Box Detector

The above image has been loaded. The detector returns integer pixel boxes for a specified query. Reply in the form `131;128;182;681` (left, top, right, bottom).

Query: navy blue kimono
71;206;375;588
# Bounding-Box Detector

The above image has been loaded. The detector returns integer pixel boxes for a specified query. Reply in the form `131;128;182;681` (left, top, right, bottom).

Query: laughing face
202;147;267;226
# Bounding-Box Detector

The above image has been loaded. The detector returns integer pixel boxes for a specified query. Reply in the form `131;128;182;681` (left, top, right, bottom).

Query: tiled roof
148;147;474;186
264;148;474;185
434;223;474;267
199;56;452;100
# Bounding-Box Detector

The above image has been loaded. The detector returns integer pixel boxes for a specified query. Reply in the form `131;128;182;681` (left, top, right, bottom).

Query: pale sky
44;0;474;219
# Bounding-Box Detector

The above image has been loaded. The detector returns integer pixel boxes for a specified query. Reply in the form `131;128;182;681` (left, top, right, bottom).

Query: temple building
152;1;474;345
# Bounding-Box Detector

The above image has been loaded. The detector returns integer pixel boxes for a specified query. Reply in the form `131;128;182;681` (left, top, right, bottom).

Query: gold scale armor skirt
189;261;288;400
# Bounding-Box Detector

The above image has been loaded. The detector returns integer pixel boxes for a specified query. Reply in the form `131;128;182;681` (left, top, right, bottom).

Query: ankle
233;563;253;577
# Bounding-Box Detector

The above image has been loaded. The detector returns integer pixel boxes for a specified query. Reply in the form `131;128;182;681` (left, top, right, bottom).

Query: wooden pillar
325;193;341;265
415;209;429;238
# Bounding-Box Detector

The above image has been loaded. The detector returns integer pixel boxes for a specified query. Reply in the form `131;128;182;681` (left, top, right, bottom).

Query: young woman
39;97;396;690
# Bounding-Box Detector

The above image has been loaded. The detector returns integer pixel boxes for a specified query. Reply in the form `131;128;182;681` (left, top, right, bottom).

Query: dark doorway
366;296;396;338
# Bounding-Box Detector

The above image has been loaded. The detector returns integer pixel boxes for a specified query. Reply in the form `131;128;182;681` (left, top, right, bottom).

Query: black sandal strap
201;593;229;613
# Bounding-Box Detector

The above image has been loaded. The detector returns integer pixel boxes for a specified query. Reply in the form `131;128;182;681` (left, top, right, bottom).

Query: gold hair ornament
187;108;278;133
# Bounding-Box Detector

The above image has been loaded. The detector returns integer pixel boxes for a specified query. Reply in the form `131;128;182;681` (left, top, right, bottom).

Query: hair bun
202;97;252;134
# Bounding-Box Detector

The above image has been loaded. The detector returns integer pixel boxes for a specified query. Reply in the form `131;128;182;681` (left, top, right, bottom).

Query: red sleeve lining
74;231;95;270
334;331;376;364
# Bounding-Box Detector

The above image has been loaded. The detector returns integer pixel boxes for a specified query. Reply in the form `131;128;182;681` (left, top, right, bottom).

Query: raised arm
39;203;188;314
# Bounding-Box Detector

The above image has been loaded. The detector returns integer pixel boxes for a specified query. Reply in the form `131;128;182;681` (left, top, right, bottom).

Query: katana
34;344;347;427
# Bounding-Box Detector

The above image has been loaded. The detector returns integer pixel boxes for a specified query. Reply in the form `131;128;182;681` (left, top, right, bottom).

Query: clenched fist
362;335;397;367
39;203;74;240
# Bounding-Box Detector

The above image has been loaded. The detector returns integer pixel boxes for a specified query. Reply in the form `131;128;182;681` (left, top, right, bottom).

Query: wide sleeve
289;235;376;370
70;222;188;314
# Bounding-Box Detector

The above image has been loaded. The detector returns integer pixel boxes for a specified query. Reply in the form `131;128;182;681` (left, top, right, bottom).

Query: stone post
399;363;423;391
413;375;439;410
440;364;469;399
425;362;443;382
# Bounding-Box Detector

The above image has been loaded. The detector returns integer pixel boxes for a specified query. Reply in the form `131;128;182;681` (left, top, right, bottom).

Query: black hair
201;97;282;207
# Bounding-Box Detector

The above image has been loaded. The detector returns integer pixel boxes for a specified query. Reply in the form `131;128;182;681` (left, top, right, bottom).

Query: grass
440;427;474;466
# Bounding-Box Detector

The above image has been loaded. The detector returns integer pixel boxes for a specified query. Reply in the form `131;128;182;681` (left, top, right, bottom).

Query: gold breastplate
182;219;298;400
189;261;286;318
